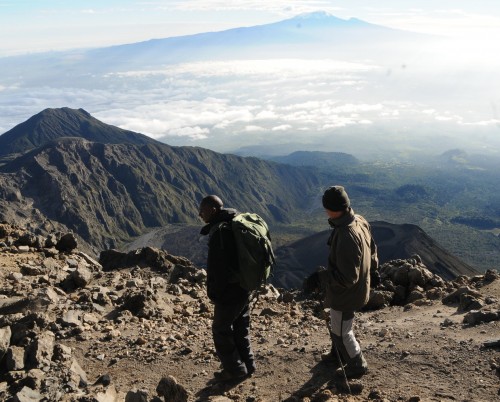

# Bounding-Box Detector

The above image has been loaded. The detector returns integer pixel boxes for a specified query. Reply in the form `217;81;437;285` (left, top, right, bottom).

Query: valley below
0;108;500;401
2;8;500;401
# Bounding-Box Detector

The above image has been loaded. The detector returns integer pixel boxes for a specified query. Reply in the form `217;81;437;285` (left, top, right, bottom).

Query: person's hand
370;269;381;288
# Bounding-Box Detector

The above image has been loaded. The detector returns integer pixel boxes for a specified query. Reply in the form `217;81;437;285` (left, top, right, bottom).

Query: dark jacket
200;208;249;304
320;208;378;311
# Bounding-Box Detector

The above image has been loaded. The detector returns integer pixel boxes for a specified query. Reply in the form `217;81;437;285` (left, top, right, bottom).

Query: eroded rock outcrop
0;223;212;401
365;255;499;315
1;222;499;401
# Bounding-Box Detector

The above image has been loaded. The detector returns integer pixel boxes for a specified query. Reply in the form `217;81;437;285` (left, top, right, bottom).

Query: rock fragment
156;375;189;402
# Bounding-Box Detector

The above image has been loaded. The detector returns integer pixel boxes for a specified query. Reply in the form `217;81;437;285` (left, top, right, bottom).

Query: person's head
198;195;223;223
322;185;350;219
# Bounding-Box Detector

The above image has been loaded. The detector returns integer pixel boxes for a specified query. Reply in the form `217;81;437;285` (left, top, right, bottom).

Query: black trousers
212;298;254;374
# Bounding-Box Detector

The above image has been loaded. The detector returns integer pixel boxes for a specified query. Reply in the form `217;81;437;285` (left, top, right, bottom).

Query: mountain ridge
120;219;479;289
266;150;359;168
92;11;409;51
0;107;156;160
273;220;478;288
0;11;433;88
0;108;484;281
0;108;322;252
83;11;427;66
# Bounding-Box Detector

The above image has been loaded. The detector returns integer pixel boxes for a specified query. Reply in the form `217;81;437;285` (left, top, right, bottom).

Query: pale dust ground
64;281;500;401
1;251;500;401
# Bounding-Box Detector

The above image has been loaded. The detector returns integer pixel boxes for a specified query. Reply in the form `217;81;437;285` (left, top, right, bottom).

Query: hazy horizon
2;1;500;56
1;6;499;160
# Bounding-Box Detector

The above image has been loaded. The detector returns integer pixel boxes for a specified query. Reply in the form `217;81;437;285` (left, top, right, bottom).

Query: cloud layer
1;55;499;158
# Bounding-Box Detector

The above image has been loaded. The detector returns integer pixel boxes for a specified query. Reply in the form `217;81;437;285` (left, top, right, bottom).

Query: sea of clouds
0;54;498;159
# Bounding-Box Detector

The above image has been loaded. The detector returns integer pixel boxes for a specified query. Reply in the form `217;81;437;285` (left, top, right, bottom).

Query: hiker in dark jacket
199;195;255;381
319;185;379;378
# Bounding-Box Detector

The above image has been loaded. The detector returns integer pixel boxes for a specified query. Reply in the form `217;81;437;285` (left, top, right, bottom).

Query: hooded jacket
200;208;249;304
321;208;378;311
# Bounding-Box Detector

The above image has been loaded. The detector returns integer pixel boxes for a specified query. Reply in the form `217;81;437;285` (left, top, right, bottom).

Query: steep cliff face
0;135;320;251
0;107;482;280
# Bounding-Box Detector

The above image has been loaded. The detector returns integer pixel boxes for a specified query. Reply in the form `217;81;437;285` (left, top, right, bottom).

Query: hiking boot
213;368;248;382
335;352;368;378
245;361;256;376
321;349;340;364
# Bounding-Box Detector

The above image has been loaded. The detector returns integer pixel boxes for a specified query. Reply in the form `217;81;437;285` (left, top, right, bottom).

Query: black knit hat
322;186;350;212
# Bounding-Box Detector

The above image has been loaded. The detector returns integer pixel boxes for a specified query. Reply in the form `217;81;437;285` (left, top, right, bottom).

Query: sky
1;1;499;159
2;0;500;56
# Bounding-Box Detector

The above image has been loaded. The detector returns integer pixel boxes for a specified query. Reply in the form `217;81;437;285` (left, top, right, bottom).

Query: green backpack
231;212;276;291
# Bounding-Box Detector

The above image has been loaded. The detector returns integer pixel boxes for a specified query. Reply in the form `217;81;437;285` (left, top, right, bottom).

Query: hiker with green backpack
199;195;275;382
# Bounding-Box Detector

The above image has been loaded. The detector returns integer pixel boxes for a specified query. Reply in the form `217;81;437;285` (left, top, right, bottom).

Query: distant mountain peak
282;11;381;31
293;10;336;20
289;10;352;25
26;107;90;124
24;107;96;126
40;106;89;116
0;107;156;159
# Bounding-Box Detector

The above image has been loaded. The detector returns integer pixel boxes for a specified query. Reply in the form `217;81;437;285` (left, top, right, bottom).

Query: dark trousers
212;298;254;374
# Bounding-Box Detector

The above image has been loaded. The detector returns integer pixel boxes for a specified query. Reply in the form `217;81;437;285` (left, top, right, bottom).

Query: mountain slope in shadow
0;108;321;252
121;220;478;290
273;220;478;288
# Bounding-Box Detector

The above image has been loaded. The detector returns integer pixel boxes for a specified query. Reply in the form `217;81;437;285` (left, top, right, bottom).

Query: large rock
52;343;73;363
408;265;435;288
37;287;61;306
60;310;82;328
77;251;102;268
125;389;149;402
25;331;55;369
365;290;394;310
69;358;88;388
44;233;58;248
70;264;93;288
19;264;44;276
459;293;484;312
442;286;481;305
61;262;94;291
463;310;500;326
23;368;45;391
56;233;78;252
375;257;448;307
0;326;11;358
9;386;42;402
93;384;119;402
156;375;189;402
119;288;174;319
15;233;37;247
5;346;25;371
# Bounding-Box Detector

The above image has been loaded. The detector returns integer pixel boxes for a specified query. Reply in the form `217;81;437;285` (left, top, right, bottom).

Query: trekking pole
249;289;259;313
331;334;352;395
320;300;352;395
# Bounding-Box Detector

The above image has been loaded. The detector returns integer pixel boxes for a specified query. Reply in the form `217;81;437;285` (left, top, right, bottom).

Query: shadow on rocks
194;375;249;401
282;360;337;401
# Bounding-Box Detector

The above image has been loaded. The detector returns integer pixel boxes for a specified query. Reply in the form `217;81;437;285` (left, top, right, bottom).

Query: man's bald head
200;195;223;210
199;195;223;223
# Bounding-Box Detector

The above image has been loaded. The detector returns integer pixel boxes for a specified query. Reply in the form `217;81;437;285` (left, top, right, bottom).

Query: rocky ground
0;222;500;402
